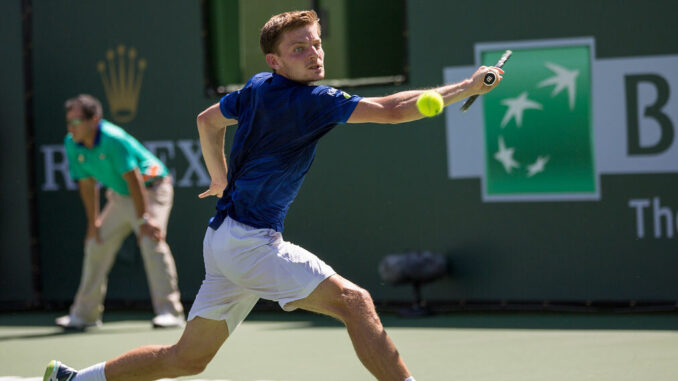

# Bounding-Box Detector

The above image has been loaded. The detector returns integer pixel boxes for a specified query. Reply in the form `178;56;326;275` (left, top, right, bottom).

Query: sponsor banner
444;37;678;202
40;140;210;191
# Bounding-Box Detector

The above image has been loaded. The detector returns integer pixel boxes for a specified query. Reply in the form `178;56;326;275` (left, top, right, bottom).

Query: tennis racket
460;49;512;113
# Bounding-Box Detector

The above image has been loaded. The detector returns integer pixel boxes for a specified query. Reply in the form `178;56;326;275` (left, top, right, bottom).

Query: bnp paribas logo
97;44;147;123
481;41;596;201
444;37;677;202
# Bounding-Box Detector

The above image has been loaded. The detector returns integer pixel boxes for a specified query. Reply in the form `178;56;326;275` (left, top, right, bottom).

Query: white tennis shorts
188;216;336;333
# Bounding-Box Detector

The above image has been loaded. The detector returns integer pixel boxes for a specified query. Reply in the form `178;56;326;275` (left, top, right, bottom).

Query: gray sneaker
43;360;77;381
55;314;102;331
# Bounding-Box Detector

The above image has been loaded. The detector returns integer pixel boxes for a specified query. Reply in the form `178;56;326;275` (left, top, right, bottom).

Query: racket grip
461;70;496;112
460;49;511;113
460;95;479;112
484;72;496;86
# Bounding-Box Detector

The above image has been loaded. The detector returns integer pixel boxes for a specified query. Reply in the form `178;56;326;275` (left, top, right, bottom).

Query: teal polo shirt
64;119;169;196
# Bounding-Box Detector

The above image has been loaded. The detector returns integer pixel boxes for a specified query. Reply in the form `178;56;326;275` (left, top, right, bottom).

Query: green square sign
481;43;596;200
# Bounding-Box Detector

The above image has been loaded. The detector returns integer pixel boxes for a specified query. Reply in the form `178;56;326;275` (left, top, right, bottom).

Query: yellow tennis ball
416;91;444;117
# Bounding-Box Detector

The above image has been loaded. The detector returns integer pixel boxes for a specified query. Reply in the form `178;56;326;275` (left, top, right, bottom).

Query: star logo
526;155;550;177
537;62;579;110
494;136;520;173
446;38;678;202
500;92;543;128
477;42;596;201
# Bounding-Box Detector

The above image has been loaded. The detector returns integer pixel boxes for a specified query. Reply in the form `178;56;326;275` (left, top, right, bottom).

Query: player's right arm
347;65;503;124
78;177;102;244
196;102;238;198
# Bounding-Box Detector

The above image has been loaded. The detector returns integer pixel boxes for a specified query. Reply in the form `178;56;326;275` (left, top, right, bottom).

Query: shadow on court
2;308;678;334
248;309;678;331
0;311;154;327
0;311;159;342
2;309;678;381
0;326;156;342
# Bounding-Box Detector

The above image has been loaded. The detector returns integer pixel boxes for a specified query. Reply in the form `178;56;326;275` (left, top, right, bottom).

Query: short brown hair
260;10;320;55
65;94;103;119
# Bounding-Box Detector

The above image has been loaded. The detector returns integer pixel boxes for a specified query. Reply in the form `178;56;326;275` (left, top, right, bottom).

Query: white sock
404;377;416;381
74;362;107;381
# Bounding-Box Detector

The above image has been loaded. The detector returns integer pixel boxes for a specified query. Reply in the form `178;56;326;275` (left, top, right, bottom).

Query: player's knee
336;285;377;322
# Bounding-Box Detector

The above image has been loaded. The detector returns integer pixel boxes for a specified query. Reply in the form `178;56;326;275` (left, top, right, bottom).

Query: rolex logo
97;45;147;123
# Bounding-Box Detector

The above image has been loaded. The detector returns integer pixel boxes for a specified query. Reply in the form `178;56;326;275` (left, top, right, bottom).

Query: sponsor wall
5;0;677;307
407;0;678;303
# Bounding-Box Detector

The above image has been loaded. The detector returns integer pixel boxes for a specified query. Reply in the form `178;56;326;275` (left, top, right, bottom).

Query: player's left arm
347;65;503;124
122;168;162;241
197;102;238;198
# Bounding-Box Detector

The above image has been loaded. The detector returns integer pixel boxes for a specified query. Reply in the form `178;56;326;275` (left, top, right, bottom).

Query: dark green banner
21;0;678;308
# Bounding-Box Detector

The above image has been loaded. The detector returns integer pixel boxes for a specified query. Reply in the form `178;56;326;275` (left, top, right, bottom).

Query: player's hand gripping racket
460;49;512;112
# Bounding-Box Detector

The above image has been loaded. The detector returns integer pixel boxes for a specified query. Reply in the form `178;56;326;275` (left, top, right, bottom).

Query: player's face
269;24;324;83
66;105;97;143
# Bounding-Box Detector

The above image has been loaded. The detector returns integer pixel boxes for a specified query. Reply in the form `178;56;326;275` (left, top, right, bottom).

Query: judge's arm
122;168;162;241
78;177;102;244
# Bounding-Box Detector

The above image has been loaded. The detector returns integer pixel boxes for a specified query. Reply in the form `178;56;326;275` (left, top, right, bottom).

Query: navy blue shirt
209;72;362;232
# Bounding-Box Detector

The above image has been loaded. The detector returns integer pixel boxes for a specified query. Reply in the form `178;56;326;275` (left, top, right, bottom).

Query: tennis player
44;9;502;381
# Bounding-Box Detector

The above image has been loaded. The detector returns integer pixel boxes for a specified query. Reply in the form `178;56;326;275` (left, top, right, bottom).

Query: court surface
2;310;678;381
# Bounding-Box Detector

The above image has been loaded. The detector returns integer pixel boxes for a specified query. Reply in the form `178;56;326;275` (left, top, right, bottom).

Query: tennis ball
416;91;444;117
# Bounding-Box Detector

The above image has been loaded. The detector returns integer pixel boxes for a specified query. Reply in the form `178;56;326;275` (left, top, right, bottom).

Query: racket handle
484;72;497;86
460;74;494;112
460;94;479;112
460;50;512;113
460;75;494;112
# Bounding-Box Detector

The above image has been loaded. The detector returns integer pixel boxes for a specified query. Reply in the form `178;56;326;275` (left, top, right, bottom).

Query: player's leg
135;178;184;326
104;316;227;381
287;274;412;381
60;190;132;328
103;224;259;381
44;317;228;381
45;226;259;381
221;221;412;381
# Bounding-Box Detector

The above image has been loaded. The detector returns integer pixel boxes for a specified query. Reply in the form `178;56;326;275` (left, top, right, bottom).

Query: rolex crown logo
97;45;147;123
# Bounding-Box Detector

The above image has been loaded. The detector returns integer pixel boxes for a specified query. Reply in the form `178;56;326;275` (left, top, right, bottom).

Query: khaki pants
69;177;184;321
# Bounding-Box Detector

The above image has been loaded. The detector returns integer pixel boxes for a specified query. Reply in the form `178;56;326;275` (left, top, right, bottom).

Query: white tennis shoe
55;314;102;330
152;313;185;329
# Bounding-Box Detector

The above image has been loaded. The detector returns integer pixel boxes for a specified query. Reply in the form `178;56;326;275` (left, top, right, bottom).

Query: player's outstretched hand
471;66;504;95
199;182;226;199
